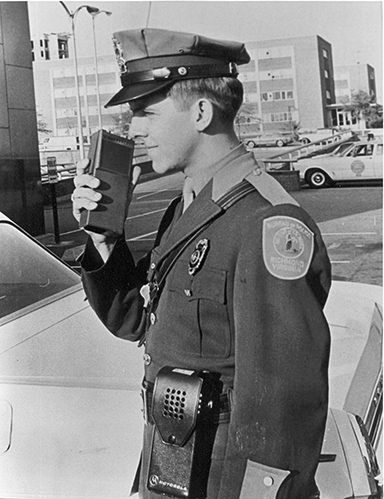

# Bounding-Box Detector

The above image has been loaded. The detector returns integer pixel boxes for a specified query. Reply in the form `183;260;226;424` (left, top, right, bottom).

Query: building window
269;112;292;123
324;69;329;78
323;48;328;58
326;90;331;100
261;90;294;102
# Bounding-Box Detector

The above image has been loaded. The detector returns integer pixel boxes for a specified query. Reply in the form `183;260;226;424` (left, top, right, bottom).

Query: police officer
72;28;331;499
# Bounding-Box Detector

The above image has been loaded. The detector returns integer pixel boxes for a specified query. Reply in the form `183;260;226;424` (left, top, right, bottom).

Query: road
43;172;382;286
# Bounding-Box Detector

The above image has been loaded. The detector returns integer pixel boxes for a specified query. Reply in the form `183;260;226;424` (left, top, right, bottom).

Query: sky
27;0;383;102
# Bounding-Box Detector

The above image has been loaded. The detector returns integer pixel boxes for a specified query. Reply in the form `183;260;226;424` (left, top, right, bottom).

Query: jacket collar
153;146;259;266
153;180;223;266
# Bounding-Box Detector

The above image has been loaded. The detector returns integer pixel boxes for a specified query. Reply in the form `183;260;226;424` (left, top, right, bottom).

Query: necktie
182;176;195;213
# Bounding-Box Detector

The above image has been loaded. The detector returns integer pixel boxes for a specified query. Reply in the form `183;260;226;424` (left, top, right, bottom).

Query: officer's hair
167;77;243;123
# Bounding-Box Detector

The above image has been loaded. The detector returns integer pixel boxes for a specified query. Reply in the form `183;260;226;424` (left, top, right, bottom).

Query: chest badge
188;239;209;276
263;216;314;280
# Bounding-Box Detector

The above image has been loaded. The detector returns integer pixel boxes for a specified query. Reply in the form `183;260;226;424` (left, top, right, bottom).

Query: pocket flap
168;262;226;304
239;460;291;499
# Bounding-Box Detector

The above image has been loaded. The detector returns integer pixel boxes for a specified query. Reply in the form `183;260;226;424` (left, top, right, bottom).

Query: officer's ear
193;98;214;132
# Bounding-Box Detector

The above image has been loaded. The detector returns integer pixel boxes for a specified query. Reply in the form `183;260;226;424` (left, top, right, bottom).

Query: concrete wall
293;36;328;130
0;1;44;235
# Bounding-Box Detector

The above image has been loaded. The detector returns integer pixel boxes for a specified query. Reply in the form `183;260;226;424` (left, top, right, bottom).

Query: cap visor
105;80;174;107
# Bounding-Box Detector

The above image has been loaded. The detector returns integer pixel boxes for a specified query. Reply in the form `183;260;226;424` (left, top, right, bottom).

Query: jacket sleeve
79;196;183;343
80;235;149;342
219;204;331;499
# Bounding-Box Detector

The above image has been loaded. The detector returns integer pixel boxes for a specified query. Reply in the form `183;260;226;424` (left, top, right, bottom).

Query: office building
237;35;336;132
32;33;378;139
33;52;123;143
334;63;377;103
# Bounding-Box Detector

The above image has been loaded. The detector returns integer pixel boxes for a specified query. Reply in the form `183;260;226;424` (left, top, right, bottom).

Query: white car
0;213;382;498
295;141;383;188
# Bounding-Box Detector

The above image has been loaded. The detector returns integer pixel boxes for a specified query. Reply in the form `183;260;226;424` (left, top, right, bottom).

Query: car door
343;143;376;180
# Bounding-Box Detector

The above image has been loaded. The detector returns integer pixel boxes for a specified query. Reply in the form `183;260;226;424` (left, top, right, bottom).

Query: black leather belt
141;380;231;425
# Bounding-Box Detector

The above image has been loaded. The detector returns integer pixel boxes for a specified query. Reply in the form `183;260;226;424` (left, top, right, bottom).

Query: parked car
295;141;383;188
244;132;294;148
0;213;382;498
298;128;347;145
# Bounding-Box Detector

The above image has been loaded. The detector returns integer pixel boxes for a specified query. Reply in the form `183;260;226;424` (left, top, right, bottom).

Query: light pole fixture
87;7;112;131
59;1;102;158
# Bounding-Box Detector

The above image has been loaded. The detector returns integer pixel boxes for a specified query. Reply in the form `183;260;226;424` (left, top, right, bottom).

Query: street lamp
59;1;101;158
87;8;112;131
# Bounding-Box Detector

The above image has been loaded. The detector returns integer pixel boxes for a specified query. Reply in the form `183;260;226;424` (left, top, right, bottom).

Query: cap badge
112;36;127;74
178;67;188;76
152;67;171;80
188;239;209;276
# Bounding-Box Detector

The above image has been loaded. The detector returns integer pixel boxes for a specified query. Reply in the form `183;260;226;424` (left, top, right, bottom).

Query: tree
109;108;133;136
342;90;381;129
235;102;261;137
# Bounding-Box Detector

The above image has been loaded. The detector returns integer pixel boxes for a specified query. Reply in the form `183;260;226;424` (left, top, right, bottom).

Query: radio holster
147;367;220;498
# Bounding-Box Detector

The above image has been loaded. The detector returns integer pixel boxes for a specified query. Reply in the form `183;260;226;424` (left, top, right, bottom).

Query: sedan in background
0;213;382;498
244;132;295;148
295;141;383;188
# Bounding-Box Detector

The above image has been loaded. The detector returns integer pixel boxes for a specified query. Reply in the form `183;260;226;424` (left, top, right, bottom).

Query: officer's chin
151;161;180;176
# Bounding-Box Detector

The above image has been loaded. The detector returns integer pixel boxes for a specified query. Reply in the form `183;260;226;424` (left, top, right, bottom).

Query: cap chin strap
121;62;238;86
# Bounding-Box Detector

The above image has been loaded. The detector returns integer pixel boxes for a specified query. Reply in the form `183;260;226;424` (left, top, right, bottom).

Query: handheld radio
79;130;134;235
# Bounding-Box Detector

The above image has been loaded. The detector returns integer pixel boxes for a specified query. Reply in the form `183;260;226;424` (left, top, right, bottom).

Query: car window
349;144;373;157
0;221;80;319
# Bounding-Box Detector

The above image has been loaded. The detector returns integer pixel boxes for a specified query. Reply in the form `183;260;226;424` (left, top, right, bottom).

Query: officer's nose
129;116;148;141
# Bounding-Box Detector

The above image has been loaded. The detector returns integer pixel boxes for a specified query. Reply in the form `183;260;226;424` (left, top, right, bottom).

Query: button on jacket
80;147;331;499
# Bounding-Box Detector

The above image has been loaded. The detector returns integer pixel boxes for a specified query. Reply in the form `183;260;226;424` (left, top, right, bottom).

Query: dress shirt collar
183;142;248;197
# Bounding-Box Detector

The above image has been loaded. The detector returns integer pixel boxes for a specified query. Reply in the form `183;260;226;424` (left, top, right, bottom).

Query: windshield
331;143;356;157
0;222;80;319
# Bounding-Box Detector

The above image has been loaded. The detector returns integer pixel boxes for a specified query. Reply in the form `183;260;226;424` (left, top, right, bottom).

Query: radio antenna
146;1;152;27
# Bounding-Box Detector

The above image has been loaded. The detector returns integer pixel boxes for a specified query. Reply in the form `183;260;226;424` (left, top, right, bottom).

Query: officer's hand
71;159;141;250
72;158;101;225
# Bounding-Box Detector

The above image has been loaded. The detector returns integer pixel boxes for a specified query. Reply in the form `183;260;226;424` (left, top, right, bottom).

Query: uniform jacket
81;148;331;499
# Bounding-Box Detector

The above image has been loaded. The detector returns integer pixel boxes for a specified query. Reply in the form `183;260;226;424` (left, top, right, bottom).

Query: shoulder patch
263;216;314;280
